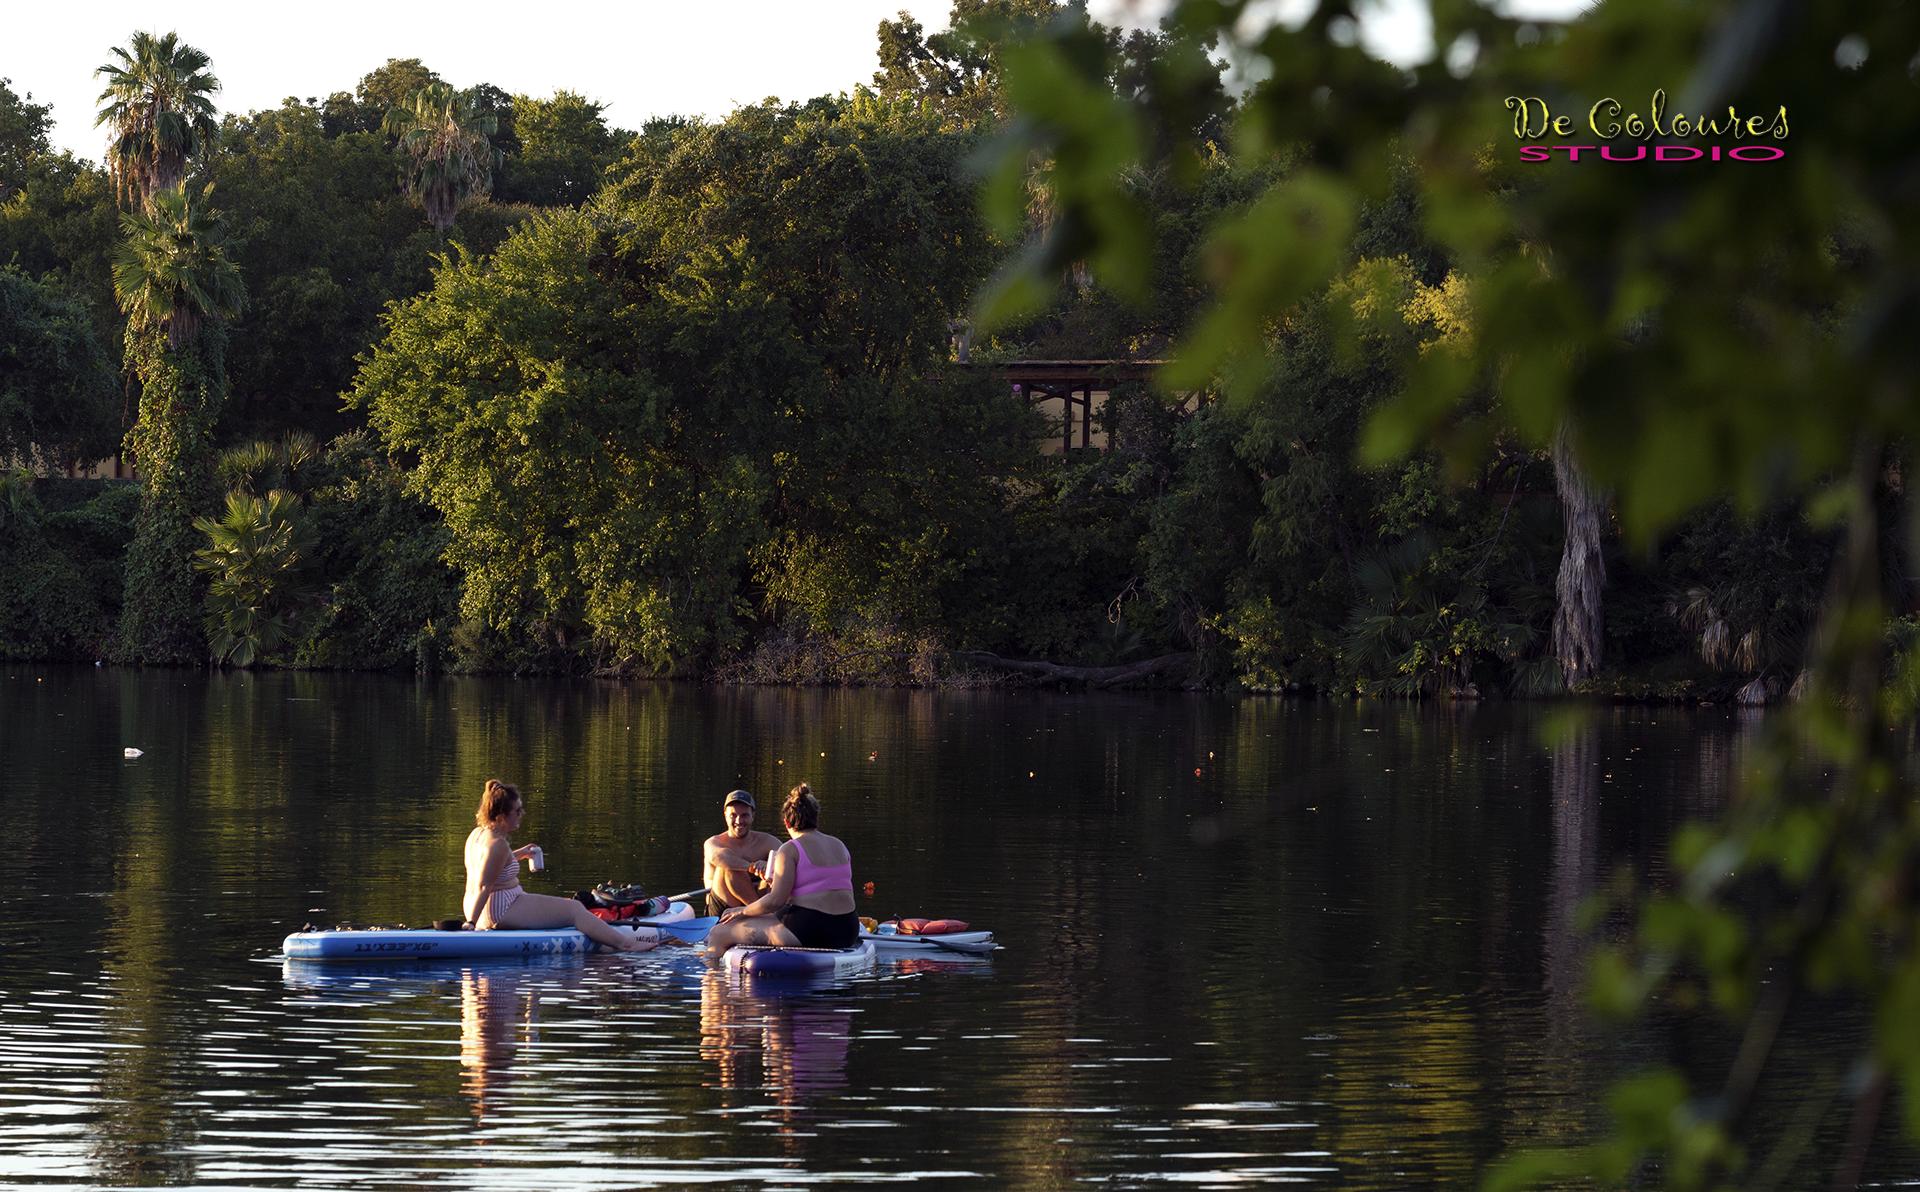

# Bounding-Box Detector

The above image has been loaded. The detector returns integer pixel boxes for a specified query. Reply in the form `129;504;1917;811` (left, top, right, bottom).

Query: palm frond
93;30;221;206
192;489;323;666
383;83;500;236
112;183;245;347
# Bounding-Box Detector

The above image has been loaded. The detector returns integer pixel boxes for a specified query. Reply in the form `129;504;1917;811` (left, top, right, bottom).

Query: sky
12;0;1579;162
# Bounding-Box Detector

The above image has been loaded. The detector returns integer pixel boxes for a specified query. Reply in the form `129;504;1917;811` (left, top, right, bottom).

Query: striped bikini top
494;851;520;888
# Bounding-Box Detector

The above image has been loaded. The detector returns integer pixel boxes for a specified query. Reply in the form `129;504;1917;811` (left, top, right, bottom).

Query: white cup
527;846;546;872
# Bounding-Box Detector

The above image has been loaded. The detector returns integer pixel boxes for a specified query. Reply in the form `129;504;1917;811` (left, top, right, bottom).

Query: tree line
0;3;1864;706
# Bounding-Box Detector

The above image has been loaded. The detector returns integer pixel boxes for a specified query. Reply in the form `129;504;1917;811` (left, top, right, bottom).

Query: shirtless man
702;790;780;919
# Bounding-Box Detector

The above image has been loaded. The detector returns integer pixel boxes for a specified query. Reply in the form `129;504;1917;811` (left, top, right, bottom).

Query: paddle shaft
911;933;998;955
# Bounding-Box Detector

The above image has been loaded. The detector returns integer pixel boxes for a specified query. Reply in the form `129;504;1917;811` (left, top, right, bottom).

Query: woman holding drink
463;779;654;951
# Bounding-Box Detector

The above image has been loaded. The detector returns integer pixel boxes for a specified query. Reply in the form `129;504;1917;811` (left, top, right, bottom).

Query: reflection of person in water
697;970;850;1105
698;969;758;1091
459;967;539;1123
764;999;850;1105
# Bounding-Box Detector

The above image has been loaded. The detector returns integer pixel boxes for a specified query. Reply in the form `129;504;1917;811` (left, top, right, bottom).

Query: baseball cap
723;790;756;810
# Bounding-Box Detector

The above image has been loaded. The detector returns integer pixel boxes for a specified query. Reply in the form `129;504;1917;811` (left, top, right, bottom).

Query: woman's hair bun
783;783;820;830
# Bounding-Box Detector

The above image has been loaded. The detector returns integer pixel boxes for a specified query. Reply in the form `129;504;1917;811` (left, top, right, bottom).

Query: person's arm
726;844;794;919
704;836;755;872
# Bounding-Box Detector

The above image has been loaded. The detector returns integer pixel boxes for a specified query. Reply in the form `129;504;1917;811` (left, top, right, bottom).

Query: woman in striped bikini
463;779;653;951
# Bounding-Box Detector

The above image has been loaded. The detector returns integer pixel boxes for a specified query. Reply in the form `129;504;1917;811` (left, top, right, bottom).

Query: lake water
0;666;1907;1188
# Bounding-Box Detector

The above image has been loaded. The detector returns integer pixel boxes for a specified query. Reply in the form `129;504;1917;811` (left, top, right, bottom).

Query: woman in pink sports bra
709;783;858;951
462;780;653;952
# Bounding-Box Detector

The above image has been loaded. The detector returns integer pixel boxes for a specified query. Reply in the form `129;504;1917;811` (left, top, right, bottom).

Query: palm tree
383;83;499;237
193;489;323;666
112;182;247;664
112;183;245;348
94;31;220;208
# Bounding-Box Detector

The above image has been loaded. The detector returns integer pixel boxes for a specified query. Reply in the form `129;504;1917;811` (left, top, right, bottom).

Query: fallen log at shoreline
958;650;1195;687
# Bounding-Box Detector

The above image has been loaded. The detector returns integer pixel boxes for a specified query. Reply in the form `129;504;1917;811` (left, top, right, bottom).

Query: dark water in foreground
0;666;1908;1188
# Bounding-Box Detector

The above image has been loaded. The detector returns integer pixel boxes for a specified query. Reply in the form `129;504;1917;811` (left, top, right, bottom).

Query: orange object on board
920;919;970;934
898;918;931;934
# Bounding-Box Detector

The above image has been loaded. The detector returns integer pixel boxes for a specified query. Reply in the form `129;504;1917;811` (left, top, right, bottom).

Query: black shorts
777;904;859;949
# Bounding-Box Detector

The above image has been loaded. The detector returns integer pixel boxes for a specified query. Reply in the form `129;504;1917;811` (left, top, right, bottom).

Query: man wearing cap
702;791;780;919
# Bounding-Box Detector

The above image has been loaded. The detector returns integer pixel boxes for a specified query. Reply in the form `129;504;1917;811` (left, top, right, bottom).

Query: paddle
908;933;998;955
666;887;708;903
641;915;717;943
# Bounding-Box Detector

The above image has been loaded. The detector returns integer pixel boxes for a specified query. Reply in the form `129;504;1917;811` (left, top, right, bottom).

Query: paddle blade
655;916;717;942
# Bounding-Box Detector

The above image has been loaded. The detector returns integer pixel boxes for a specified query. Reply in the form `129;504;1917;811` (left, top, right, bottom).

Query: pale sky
12;0;1580;162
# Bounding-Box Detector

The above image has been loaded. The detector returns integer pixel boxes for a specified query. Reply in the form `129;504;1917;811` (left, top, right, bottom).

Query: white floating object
123;748;143;758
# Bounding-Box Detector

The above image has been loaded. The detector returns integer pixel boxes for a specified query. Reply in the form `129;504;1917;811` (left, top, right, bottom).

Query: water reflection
1545;720;1600;1017
6;668;1911;1187
699;970;851;1105
460;967;541;1124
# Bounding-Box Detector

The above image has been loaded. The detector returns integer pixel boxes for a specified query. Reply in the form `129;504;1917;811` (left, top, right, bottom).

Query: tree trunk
1552;423;1608;688
116;325;224;664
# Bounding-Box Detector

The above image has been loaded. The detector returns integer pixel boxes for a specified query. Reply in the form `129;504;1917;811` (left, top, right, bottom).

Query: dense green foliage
116;323;228;663
0;7;1855;705
0;473;137;660
0;265;119;468
354;94;1032;673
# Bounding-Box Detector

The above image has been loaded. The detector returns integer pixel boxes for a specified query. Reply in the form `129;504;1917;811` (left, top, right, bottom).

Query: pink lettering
1519;146;1551;162
1654;145;1704;162
1556;145;1600;162
1600;145;1647;162
1728;145;1785;161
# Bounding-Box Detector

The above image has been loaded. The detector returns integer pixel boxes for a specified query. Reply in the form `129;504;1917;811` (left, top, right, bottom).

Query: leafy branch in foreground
977;0;1920;1183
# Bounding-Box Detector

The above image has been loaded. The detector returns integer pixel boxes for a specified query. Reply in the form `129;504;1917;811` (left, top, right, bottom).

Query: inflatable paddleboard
861;928;995;952
723;939;876;977
283;901;698;960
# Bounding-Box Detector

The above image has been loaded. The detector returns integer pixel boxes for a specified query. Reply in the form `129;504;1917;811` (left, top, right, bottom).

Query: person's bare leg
706;913;800;954
498;892;653;951
713;867;760;908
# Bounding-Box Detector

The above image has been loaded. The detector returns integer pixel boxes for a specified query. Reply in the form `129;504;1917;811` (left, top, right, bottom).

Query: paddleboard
282;901;698;960
861;928;995;952
723;939;877;977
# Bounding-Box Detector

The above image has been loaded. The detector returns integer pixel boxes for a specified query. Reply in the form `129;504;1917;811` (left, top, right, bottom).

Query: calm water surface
0;667;1906;1188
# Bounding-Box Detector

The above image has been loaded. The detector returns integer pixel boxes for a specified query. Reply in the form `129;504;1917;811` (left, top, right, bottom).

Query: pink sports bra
789;837;852;898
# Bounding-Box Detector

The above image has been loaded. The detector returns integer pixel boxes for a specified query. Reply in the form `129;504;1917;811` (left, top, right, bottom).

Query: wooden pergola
984;360;1165;453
